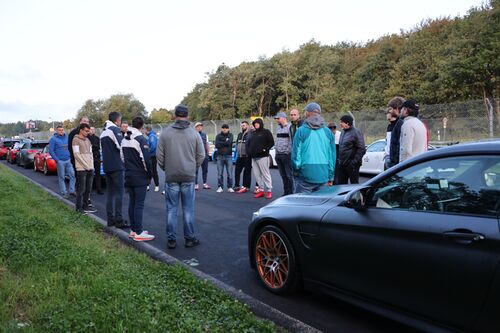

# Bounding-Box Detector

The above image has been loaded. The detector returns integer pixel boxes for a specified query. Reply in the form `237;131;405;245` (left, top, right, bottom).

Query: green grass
0;164;281;332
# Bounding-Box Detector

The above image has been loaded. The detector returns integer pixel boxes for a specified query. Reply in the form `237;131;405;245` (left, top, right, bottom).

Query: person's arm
353;129;366;165
291;129;301;172
140;137;152;177
149;134;157;154
48;138;59;163
203;135;209;156
327;129;336;183
157;136;165;171
399;123;414;162
266;130;275;150
214;134;223;149
195;134;205;167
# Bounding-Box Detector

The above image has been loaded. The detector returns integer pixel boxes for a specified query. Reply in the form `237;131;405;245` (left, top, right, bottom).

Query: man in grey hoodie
157;105;205;249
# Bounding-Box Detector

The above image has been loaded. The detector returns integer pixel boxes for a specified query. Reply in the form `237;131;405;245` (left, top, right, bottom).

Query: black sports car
16;140;49;168
249;140;500;333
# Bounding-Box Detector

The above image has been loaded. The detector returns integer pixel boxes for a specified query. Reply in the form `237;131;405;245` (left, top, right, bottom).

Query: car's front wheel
33;160;37;172
253;225;300;295
43;161;49;175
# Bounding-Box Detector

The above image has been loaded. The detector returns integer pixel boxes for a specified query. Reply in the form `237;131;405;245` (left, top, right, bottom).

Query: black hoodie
247;118;274;158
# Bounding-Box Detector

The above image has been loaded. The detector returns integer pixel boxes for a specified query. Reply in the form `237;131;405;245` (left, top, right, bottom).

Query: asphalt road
3;160;418;333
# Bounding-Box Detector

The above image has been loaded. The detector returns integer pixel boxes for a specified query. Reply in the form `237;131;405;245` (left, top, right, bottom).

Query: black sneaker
185;238;201;248
83;207;97;213
167;240;177;249
114;220;130;228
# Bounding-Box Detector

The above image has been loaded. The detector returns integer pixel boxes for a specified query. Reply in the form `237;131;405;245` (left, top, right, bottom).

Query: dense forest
181;1;499;121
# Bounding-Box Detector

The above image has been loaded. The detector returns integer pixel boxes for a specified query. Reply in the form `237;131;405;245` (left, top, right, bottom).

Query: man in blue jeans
215;124;234;193
49;125;76;198
157;105;205;249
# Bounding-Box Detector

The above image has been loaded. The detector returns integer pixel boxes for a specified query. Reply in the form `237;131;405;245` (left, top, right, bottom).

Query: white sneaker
134;231;155;242
129;230;148;238
216;187;223;193
162;190;165;195
147;186;150;191
228;188;234;193
154;186;159;192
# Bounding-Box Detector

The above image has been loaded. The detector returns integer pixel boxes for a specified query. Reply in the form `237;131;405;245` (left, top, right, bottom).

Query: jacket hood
53;132;66;138
252;118;264;130
147;129;156;136
304;114;325;129
124;127;143;140
172;120;191;129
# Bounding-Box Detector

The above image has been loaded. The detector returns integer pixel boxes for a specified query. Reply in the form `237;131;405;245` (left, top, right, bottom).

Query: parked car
6;140;28;164
248;140;500;333
0;139;19;160
207;141;215;161
33;145;57;175
212;143;238;164
360;139;436;175
17;140;49;168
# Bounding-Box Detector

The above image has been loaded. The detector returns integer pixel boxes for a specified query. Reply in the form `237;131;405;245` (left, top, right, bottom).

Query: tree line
181;1;499;124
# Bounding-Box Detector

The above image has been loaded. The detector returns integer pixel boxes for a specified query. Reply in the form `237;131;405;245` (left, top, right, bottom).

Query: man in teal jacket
292;102;336;193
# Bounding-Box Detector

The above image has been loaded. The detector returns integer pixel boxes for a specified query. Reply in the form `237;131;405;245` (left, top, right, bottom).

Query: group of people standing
47;97;428;250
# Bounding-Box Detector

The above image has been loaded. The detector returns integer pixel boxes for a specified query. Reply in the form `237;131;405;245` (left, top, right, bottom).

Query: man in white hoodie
399;99;427;162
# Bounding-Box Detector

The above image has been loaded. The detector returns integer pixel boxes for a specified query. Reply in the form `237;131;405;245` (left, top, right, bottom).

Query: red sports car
6;141;25;164
0;139;19;159
33;145;57;175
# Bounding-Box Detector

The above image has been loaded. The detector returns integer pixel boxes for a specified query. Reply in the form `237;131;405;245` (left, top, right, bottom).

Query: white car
359;139;387;175
360;139;436;175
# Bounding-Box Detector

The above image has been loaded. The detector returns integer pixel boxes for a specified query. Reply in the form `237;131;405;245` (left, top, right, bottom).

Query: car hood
266;184;360;207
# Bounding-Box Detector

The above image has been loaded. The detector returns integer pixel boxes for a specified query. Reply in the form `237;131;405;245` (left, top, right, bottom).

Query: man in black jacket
215;124;234;193
234;121;252;193
121;116;155;242
337;115;366;184
387;96;405;168
88;127;103;195
247;118;274;199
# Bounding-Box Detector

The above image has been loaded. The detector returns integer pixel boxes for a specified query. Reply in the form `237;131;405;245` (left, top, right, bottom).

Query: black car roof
423;139;500;156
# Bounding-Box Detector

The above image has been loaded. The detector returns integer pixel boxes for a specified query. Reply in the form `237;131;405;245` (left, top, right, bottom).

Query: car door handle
443;231;485;244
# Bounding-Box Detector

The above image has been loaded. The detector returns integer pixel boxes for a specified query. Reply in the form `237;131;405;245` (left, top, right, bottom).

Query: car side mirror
345;186;370;211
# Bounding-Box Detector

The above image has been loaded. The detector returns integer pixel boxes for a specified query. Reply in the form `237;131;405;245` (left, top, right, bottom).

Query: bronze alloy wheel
43;161;48;175
34;159;37;171
254;225;300;294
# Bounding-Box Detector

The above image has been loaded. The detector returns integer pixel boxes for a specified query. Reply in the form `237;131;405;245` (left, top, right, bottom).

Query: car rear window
31;143;48;149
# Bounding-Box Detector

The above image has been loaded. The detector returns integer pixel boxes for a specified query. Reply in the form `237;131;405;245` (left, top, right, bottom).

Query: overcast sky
0;0;484;123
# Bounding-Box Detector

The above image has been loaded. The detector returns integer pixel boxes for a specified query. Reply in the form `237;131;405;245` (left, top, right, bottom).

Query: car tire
253;225;300;295
43;162;49;176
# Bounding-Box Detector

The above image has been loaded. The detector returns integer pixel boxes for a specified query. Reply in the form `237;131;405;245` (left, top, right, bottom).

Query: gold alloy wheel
255;230;290;289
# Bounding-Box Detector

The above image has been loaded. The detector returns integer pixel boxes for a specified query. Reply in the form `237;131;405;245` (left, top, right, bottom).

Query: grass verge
0;163;281;332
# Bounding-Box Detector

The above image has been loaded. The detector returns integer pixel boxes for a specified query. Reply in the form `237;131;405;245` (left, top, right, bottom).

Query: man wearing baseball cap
194;122;211;190
292;102;336;193
274;111;293;195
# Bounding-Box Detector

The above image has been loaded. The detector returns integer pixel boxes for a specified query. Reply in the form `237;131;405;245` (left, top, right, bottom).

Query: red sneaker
254;191;265;198
265;191;273;199
237;187;248;194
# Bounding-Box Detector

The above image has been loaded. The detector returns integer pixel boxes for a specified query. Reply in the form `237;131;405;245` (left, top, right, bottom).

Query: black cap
174;104;189;117
401;99;419;111
221;124;229;129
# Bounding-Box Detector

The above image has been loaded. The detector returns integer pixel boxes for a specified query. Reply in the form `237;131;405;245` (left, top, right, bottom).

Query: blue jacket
100;120;124;173
147;130;158;156
49;133;70;162
121;127;152;187
292;115;336;184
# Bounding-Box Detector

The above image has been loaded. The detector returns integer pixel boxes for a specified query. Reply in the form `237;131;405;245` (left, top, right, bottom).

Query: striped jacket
120;127;152;187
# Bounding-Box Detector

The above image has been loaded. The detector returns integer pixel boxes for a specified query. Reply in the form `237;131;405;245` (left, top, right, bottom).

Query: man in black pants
100;112;129;228
145;126;160;192
88;127;103;195
235;121;252;193
72;123;97;214
337;115;366;184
